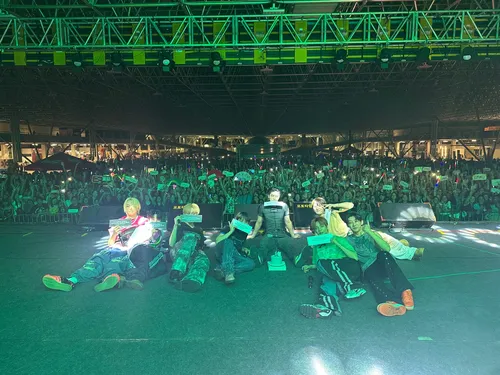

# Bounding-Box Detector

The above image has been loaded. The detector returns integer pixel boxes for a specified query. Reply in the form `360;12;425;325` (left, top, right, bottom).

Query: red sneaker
42;274;74;292
402;289;414;310
377;301;407;317
94;273;122;292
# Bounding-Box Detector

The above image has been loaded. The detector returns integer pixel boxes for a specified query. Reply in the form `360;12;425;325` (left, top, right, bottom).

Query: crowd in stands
1;154;499;222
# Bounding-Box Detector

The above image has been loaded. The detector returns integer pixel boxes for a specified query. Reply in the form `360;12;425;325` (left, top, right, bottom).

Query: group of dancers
42;189;424;318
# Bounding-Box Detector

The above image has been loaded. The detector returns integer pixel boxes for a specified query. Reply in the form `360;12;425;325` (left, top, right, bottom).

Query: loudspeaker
167;203;224;230
234;204;260;221
293;202;315;228
374;203;436;228
79;205;124;228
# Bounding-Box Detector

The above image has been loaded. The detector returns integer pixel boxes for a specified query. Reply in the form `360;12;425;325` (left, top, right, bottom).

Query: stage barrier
10;213;80;225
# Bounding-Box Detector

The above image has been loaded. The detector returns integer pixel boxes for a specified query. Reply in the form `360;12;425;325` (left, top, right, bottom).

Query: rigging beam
1;10;500;50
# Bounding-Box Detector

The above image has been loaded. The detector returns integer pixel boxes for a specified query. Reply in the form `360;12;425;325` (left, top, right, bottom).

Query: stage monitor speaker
234;204;260;221
168;203;223;230
375;203;436;229
79;205;124;229
293;202;315;229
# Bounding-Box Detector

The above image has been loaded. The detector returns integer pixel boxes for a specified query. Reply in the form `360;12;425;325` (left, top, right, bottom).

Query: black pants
124;245;168;283
258;234;307;264
317;258;362;293
363;251;414;304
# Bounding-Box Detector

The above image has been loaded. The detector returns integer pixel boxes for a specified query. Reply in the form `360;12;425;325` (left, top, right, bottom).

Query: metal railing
9;213;80;225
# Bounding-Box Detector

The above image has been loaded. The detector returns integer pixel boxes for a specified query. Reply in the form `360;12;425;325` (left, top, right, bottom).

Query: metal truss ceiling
1;10;500;49
1;60;500;135
1;1;497;18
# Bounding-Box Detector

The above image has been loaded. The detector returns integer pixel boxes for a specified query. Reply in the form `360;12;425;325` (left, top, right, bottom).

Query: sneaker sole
299;305;332;319
377;304;407;317
42;276;72;292
94;276;120;292
404;305;414;311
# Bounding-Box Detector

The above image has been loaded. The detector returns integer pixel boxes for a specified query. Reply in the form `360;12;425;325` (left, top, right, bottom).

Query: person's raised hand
362;221;372;233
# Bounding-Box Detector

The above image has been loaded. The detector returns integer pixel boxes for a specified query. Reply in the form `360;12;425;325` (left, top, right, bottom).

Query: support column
9;117;22;163
89;128;97;161
430;120;438;158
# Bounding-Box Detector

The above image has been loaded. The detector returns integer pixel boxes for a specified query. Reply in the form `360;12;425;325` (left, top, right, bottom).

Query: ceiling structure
0;0;500;136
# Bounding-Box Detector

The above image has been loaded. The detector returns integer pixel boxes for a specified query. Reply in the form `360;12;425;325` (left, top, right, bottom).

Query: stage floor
0;223;499;375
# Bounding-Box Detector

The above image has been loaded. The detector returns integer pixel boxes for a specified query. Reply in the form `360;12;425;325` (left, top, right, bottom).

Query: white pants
377;232;417;260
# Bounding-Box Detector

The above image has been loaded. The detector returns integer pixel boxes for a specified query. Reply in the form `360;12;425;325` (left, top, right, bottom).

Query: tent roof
24;152;95;171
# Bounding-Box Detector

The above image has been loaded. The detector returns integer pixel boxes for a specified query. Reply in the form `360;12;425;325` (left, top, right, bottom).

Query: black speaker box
79;205;124;229
293;202;315;228
374;203;436;228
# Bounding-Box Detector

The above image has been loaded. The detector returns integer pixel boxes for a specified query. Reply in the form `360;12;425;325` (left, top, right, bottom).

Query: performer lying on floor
346;213;415;317
312;197;424;260
41;197;156;292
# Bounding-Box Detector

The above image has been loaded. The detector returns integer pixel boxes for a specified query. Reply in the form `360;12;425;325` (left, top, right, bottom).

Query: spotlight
380;48;390;69
416;47;430;63
210;52;225;73
159;52;175;72
462;47;475;61
111;52;123;71
334;48;347;70
73;53;83;67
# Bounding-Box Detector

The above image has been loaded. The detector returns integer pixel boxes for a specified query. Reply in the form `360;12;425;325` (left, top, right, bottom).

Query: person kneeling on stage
312;197;354;237
299;217;366;319
248;188;306;265
346;213;415;317
41;198;150;292
214;212;255;284
168;203;210;293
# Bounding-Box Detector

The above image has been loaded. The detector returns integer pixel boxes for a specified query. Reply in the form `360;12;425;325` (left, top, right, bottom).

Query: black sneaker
174;279;202;293
124;279;144;290
299;304;334;319
213;268;225;281
294;247;312;267
169;270;182;283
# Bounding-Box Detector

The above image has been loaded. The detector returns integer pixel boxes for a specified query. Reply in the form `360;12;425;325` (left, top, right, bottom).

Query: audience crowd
1;154;499;223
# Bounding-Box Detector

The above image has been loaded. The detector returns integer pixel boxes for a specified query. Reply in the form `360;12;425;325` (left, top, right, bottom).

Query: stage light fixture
159;52;175;72
334;48;348;70
72;53;83;69
111;52;123;71
380;48;391;69
416;47;430;63
210;52;225;73
462;47;475;61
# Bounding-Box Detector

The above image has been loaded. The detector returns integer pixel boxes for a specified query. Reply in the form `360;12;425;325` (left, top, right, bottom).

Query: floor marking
22;232;33;237
453;242;500;257
408;268;500;282
81;233;88;237
418;337;433;341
